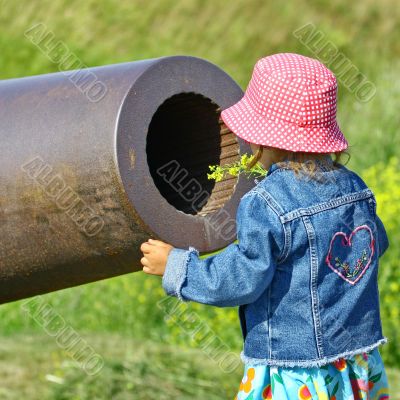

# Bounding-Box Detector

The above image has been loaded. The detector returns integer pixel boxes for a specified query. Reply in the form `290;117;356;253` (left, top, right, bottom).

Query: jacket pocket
238;305;247;340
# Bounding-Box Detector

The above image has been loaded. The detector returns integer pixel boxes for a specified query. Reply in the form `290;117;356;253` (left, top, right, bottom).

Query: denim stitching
266;165;290;178
375;275;385;338
254;187;283;215
253;187;290;263
281;189;374;223
369;195;377;215
302;215;324;358
267;285;272;359
175;246;199;302
279;221;292;264
239;337;388;368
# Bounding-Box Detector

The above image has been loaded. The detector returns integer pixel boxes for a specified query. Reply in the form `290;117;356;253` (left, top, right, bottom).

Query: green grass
0;333;399;400
0;333;240;399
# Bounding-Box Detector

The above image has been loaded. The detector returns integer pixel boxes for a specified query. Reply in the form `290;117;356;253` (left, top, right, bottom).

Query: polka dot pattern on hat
221;53;348;153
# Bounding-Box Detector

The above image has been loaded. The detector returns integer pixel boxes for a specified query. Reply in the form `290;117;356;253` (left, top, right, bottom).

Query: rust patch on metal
129;148;136;170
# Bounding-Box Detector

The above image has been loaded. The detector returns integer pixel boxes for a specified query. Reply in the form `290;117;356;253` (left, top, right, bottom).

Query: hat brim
220;96;348;153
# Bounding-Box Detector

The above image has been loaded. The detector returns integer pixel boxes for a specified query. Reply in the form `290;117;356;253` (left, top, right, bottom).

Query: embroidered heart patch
325;225;375;285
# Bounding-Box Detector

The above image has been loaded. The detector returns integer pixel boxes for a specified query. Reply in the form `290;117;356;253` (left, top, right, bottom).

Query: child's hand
139;238;174;276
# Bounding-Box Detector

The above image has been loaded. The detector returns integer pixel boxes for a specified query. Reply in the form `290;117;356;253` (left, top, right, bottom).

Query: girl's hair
246;144;351;181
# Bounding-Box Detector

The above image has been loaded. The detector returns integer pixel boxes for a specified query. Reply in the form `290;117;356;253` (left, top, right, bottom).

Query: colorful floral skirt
234;348;389;400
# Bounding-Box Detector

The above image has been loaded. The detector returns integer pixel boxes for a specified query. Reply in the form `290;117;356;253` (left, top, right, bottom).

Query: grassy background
0;0;399;398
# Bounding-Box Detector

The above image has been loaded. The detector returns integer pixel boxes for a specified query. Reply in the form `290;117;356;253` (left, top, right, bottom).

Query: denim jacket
162;157;389;367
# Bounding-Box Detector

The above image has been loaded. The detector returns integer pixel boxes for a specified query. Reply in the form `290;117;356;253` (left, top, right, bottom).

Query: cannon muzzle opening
0;55;255;304
147;92;237;217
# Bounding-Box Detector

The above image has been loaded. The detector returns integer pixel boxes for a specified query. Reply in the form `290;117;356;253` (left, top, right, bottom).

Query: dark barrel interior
146;92;240;216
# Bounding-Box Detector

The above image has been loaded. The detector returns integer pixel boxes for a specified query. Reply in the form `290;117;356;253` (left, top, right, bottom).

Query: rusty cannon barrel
0;55;255;304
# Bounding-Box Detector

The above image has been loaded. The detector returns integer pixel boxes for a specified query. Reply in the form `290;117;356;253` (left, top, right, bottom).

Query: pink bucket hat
221;53;348;153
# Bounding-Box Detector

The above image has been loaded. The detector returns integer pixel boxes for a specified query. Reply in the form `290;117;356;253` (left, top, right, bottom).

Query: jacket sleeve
375;213;389;257
161;189;285;307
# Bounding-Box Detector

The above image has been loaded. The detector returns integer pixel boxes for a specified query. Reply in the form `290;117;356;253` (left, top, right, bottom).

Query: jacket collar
266;156;335;177
253;162;282;185
266;162;283;176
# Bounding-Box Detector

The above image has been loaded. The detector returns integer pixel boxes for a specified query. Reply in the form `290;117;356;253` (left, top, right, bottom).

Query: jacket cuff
162;246;199;302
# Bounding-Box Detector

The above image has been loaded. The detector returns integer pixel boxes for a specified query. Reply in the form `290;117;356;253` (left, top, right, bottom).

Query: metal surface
0;55;255;304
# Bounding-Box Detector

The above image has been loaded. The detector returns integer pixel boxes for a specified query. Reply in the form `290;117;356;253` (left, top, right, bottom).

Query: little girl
140;53;390;400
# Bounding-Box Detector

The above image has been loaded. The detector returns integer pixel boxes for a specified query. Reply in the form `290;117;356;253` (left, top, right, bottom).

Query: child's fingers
140;256;150;267
147;238;168;247
140;242;152;253
142;266;152;274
